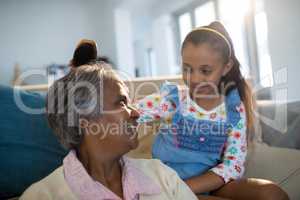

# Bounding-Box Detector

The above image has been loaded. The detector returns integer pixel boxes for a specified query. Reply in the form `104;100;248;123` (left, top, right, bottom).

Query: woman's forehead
104;80;129;97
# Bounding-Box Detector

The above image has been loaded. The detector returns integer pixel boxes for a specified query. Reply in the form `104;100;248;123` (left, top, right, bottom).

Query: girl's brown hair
182;21;255;137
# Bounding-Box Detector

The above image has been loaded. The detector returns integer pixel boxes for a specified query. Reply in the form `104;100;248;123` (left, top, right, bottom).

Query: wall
129;0;196;77
0;0;119;85
1;0;299;101
114;8;136;77
265;0;300;101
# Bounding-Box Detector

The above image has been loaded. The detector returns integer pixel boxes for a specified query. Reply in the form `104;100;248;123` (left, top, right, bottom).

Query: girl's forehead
182;43;223;63
183;43;217;54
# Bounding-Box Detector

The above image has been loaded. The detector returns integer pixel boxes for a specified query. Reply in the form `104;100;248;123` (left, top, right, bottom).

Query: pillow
0;85;67;199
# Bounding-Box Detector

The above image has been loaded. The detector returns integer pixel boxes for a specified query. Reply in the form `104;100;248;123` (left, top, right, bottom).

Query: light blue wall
0;0;119;85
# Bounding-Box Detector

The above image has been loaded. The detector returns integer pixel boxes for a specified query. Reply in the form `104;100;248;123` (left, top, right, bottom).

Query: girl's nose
190;73;203;83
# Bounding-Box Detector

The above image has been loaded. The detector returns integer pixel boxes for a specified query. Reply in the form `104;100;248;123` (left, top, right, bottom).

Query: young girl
136;22;289;200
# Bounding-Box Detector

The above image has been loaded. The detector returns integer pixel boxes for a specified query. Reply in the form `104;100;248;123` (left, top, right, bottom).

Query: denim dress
152;83;242;180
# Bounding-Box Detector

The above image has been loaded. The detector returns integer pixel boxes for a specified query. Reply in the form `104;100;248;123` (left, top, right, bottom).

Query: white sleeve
157;161;198;200
20;183;51;200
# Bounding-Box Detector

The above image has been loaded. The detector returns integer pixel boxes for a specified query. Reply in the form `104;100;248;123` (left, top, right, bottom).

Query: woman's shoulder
128;157;165;168
127;158;198;200
128;158;179;179
20;166;76;200
127;158;178;190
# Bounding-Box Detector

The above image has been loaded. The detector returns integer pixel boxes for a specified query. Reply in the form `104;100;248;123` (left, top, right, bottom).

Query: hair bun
209;21;225;31
71;39;98;67
209;21;230;40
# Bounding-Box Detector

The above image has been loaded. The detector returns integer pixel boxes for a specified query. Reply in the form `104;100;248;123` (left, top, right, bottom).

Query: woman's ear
222;58;234;76
79;118;101;137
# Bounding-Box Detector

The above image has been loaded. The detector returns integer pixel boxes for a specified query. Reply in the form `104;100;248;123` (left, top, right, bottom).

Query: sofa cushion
257;101;300;149
0;85;67;199
127;128;300;200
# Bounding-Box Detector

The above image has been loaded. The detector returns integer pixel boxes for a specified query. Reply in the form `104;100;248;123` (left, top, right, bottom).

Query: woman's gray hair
46;62;121;150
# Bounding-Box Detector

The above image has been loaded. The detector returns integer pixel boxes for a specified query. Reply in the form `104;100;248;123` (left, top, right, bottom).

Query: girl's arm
185;103;248;194
210;103;247;183
134;85;178;124
184;171;225;194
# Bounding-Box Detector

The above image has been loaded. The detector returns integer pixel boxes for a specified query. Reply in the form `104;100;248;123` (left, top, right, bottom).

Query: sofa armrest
280;168;300;200
245;142;300;200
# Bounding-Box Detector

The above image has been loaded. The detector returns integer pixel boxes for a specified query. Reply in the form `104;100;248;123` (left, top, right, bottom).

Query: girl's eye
201;69;212;75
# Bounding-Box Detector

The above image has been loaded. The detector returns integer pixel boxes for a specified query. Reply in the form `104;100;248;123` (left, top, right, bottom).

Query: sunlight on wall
255;0;273;87
195;1;216;27
218;0;251;20
218;0;251;78
179;13;192;43
114;8;136;77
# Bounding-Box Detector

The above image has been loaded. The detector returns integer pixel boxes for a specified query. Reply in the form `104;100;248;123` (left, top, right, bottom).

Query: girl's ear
222;58;234;76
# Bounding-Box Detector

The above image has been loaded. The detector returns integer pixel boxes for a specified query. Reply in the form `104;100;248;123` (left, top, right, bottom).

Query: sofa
0;85;67;199
1;77;300;200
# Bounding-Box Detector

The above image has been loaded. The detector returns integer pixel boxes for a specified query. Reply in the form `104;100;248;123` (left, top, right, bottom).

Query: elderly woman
20;41;197;200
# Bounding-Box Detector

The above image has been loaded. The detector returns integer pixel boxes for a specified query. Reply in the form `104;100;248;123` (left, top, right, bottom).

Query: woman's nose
128;105;140;119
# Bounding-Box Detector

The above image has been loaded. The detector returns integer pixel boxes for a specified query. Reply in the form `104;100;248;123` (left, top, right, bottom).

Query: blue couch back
0;85;67;198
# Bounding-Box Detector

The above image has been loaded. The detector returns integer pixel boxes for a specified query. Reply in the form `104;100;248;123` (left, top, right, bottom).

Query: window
178;12;192;43
255;0;273;87
218;0;251;77
146;48;156;76
195;1;216;27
